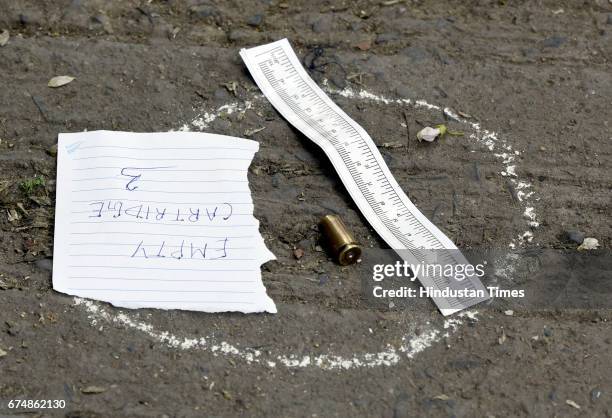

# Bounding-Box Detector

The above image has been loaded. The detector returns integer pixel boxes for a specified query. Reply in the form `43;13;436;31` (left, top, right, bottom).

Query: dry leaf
577;237;599;251
355;40;371;51
81;386;106;394
416;126;441;142
7;208;21;222
380;142;403;149
565;399;580;409
381;0;404;6
0;30;9;47
244;126;266;137
48;76;75;88
223;81;238;96
16;202;28;215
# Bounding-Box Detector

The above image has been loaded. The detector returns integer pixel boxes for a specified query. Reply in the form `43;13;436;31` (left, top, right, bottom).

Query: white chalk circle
74;85;539;370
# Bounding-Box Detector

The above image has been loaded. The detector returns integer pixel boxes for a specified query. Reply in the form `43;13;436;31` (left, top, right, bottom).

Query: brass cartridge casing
319;215;362;266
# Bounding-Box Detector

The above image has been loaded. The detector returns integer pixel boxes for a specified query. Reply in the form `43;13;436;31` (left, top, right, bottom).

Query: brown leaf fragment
355;40;371;51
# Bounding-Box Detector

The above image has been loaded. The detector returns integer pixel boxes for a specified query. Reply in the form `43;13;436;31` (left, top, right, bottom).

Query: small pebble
213;88;230;100
565;230;585;244
293;248;305;259
247;14;264;27
591;388;602;401
543;327;552;337
227;29;252;43
504;310;514;316
271;173;282;188
395;85;411;98
189;5;219;19
5;321;20;336
35;258;53;272
392;393;411;418
607;14;612;25
403;46;431;63
92;14;113;34
0;347;7;358
375;33;398;44
312;16;333;33
297;238;312;250
47;143;58;157
318;274;329;285
542;35;566;48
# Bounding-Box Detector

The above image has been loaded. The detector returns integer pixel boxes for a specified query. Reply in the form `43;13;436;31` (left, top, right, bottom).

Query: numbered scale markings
241;39;489;315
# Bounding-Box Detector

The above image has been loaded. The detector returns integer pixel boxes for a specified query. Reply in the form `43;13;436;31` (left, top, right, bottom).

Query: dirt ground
1;0;611;417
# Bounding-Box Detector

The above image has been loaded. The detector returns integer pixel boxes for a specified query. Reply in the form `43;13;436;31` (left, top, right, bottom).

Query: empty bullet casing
319;215;362;265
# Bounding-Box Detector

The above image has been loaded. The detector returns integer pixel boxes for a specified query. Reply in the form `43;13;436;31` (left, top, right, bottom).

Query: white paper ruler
241;39;489;315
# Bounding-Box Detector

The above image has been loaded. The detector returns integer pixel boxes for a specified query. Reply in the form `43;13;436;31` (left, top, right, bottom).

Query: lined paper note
53;131;277;313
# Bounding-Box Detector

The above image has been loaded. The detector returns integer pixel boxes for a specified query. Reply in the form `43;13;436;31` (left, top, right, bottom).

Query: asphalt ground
0;1;611;417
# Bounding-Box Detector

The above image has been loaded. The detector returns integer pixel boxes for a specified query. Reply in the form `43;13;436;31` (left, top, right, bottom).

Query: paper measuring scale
241;39;489;315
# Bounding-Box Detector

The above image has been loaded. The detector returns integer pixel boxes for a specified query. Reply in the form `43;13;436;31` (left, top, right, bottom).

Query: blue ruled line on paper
56;131;275;313
65;141;83;154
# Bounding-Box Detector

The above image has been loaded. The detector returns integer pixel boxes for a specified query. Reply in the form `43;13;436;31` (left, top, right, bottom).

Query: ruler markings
242;40;488;313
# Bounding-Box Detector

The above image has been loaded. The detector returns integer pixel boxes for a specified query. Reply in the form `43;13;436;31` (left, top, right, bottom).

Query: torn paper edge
53;131;277;314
